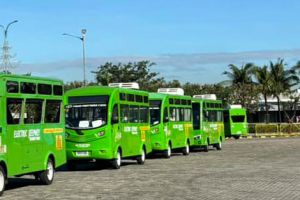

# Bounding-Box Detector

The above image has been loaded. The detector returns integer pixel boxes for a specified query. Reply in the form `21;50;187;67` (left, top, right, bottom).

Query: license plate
75;151;89;157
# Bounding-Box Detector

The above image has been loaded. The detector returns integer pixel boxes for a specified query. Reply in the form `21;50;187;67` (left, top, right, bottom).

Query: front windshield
66;104;108;129
231;115;245;123
66;96;109;129
150;100;161;126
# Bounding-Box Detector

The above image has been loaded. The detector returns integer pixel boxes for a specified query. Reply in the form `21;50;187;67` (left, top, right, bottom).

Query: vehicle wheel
39;158;55;185
137;148;146;165
163;144;172;158
233;135;240;140
0;165;6;196
216;141;222;150
182;142;190;156
111;149;121;169
203;145;209;152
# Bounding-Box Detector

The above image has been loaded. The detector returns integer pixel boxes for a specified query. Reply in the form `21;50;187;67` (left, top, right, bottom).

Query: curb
241;134;300;139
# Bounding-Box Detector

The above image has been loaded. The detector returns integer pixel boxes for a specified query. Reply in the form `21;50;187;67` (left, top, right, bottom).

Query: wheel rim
117;151;121;167
47;161;54;181
141;149;145;162
186;144;190;154
0;170;4;192
219;141;222;149
167;145;171;157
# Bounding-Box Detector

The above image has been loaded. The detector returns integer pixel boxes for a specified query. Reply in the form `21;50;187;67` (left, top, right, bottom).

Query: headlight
97;131;105;137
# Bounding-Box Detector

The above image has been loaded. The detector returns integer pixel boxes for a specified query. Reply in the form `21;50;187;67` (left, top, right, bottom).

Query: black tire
233;135;240;140
216;140;222;150
0;165;6;196
111;149;121;169
137;148;146;165
163;143;172;159
39;158;55;185
204;138;209;152
182;142;190;156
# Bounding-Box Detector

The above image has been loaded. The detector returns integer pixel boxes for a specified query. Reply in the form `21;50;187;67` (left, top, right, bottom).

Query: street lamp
0;20;18;40
63;29;87;86
0;20;18;73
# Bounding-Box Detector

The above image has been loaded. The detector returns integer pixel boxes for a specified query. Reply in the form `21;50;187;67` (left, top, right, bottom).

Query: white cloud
16;49;300;83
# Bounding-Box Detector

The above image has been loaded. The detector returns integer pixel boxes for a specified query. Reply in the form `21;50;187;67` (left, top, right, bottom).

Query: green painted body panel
191;98;225;147
0;74;66;177
224;108;248;137
64;86;152;161
149;93;193;152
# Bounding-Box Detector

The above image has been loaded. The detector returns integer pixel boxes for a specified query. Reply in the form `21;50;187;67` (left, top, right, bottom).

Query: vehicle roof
65;85;149;97
0;74;63;84
192;98;222;104
149;92;191;100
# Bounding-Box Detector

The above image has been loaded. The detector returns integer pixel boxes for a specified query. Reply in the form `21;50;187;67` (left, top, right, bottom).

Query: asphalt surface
2;137;300;200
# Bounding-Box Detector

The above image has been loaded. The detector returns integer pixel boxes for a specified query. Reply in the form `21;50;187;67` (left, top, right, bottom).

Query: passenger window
120;104;129;123
7;98;22;124
7;81;19;93
53;85;63;96
21;82;36;94
45;100;61;123
112;105;119;124
163;107;169;123
38;84;52;95
129;106;139;123
140;106;149;123
24;99;43;124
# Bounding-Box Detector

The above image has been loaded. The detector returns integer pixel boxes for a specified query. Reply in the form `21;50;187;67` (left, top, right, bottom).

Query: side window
53;85;63;96
7;81;19;93
129;106;139;123
169;107;176;122
45;100;61;123
24;99;43;124
184;108;191;122
7;98;22;124
120;104;129;123
140;106;148;123
179;108;184;121
163;107;169;123
21;82;36;94
111;104;119;124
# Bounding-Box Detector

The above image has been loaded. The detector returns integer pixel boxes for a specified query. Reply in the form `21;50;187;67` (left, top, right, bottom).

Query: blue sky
1;0;300;83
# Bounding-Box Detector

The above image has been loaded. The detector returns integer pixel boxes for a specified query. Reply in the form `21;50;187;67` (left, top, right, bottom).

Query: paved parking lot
3;137;300;200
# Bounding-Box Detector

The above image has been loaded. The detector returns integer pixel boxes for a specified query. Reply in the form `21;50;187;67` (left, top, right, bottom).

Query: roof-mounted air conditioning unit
229;104;242;109
108;82;139;89
193;94;217;100
157;88;184;95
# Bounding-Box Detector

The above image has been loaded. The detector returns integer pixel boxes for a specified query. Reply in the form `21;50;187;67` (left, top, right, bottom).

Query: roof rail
157;88;184;95
193;94;217;100
108;82;139;89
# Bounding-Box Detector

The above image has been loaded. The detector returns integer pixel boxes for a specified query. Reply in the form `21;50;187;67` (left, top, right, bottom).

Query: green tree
269;58;299;122
254;65;272;123
92;61;163;91
222;63;258;110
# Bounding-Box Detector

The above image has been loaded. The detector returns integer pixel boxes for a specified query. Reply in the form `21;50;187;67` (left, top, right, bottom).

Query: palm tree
254;65;272;123
222;63;256;108
223;63;255;85
269;58;300;123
